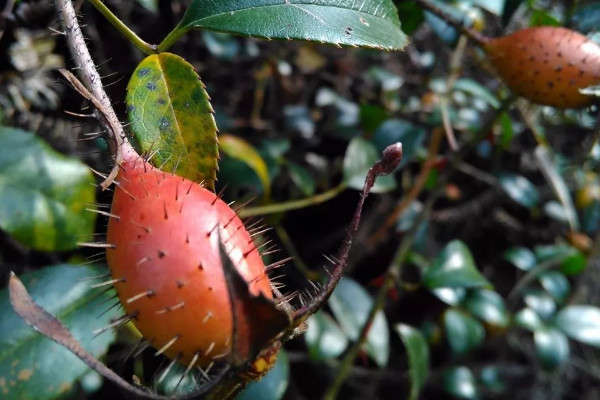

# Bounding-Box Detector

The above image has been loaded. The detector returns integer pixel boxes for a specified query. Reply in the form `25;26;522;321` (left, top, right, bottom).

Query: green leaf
553;305;600;347
136;0;158;13
539;271;570;304
534;328;569;370
219;134;271;199
288;162;316;196
524;290;556;320
126;53;219;190
572;2;600;33
444;308;485;357
343;137;396;193
444;366;478;399
155;363;198;396
462;290;510;328
497;173;540;208
453;79;500;109
328;278;390;367
395;324;429;400
535;146;579;231
514;308;544;332
504;247;536;271
162;0;408;52
534;244;586;276
502;0;524;25
0;264;119;400
0;127;96;251
372;119;426;169
236;349;289;400
423;240;492;290
305;311;349;361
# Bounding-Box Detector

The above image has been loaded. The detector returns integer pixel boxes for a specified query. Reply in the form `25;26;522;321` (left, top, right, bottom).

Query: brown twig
414;0;490;47
55;0;127;190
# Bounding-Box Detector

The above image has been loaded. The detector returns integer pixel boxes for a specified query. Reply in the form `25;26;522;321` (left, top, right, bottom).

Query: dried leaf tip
378;142;403;176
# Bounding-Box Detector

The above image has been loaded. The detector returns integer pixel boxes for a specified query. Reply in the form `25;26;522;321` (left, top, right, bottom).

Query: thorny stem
414;0;489;47
87;0;157;55
321;192;439;400
292;143;404;319
55;0;130;189
368;127;444;248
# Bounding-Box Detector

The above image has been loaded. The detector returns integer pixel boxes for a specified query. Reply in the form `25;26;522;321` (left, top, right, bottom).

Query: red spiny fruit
106;145;272;368
484;26;600;108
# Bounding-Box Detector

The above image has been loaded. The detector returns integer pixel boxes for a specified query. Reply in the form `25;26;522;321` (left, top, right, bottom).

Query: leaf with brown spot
126;53;219;190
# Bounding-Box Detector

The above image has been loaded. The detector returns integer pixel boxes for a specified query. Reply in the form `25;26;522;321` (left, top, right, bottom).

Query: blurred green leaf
305;312;349;361
444;309;485;357
453;79;500;108
524;290;556;320
502;0;523;25
499;112;514;148
329;278;390;367
462;290;510;328
534;328;569;370
0;264;119;400
126;53;218;190
530;9;561;26
444;366;478;399
479;366;505;393
136;0;158;12
359;104;388;133
396;0;425;34
165;0;408;52
539;271;570;304
372;119;426;169
504;247;536;271
236;349;289;400
423;240;492;290
220;134;271;199
155;363;198;396
395;324;430;400
535;146;579;230
534;244;586;276
572;2;600;33
472;0;504;15
424;0;463;45
554;305;600;347
288;162;316;196
202;32;240;60
0;127;96;251
514;308;544;332
497;173;539;208
432;287;467;306
343;137;396;193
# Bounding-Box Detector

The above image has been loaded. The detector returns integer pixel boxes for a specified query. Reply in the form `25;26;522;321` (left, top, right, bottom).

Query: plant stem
55;0;128;189
321;193;438;400
157;26;186;53
238;183;347;218
414;0;489;47
87;0;156;55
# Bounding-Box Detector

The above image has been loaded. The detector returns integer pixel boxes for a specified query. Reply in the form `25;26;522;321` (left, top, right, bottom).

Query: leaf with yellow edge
126;53;219;191
219;134;271;199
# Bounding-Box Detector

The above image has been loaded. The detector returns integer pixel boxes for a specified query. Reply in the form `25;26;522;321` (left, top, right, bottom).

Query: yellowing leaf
126;53;219;190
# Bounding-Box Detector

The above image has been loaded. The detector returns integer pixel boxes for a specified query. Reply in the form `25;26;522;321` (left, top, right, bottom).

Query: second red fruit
484;26;600;108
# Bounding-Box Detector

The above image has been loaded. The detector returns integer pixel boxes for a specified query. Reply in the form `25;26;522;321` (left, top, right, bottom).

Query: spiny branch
292;143;403;320
55;0;127;189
